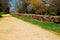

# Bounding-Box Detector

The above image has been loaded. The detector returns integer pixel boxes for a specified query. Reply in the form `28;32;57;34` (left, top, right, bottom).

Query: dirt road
0;14;60;40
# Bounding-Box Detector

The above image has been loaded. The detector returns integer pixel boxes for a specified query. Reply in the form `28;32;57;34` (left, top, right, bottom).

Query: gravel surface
0;14;60;40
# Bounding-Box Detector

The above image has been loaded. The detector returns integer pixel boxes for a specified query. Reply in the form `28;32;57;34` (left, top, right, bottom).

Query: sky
9;0;16;7
9;0;22;7
9;0;22;12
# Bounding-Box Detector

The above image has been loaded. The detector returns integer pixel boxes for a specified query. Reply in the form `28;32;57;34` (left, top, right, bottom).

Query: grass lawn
11;14;60;35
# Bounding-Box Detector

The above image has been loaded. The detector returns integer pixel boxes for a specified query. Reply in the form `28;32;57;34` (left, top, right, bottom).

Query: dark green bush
0;12;4;17
49;12;57;16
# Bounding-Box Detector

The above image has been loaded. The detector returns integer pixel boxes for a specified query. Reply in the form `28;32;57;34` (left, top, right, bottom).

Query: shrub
0;12;4;17
50;12;57;16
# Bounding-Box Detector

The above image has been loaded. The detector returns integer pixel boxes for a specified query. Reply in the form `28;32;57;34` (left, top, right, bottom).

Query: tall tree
30;0;47;14
49;0;60;15
22;0;30;13
0;0;9;12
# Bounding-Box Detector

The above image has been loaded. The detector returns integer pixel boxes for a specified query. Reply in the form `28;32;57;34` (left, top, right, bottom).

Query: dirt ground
0;14;60;40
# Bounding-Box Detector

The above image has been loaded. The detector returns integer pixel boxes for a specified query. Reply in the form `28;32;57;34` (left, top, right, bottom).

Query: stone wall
17;14;60;24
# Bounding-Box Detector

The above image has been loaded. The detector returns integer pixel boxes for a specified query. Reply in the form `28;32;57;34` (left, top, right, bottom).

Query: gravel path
0;14;60;40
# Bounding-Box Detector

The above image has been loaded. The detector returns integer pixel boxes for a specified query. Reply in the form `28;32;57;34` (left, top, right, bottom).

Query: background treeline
15;0;60;16
0;0;60;16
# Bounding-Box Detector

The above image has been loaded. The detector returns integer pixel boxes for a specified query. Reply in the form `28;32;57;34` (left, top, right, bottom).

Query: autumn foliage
0;0;60;15
30;0;47;14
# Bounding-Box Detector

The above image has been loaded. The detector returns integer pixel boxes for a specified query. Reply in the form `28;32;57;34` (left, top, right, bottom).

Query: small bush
50;12;57;16
0;12;5;17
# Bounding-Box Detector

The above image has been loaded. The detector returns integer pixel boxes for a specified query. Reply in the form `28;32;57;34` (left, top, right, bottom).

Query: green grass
11;14;60;35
